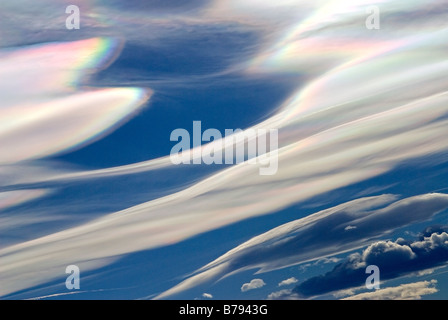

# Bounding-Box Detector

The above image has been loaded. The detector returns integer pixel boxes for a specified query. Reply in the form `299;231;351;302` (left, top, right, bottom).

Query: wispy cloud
267;289;295;300
278;277;298;287
156;194;448;298
294;227;448;297
0;189;50;212
2;0;448;299
0;38;150;165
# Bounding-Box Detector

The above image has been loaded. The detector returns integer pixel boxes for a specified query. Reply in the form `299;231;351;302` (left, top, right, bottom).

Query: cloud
342;280;438;300
318;257;341;265
278;277;298;287
241;279;266;292
299;257;341;272
417;269;436;276
156;193;448;298
332;288;358;299
293;228;448;297
419;225;448;239
0;189;50;212
363;240;417;265
0;38;150;165
267;289;297;300
3;0;448;299
27;291;87;300
202;293;213;299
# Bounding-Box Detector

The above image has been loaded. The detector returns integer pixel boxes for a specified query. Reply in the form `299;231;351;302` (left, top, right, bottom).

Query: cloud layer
156;193;448;298
241;279;266;292
1;0;448;298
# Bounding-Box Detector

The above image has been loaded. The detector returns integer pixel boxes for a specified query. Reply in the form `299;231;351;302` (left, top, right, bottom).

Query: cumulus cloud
241;279;266;292
202;293;213;299
343;280;438;300
323;257;341;264
278;277;298;287
293;228;448;297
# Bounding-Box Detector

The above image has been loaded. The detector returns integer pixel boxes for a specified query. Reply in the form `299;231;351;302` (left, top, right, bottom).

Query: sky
1;0;448;300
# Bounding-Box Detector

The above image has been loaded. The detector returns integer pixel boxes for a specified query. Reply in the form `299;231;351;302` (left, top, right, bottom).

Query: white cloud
362;239;417;265
157;193;448;298
0;189;50;212
411;232;448;251
3;0;448;299
278;277;298;287
317;257;341;264
343;280;438;300
202;293;213;299
267;289;295;300
417;268;436;276
241;279;266;292
332;288;358;299
294;228;448;297
0;38;150;165
297;256;340;272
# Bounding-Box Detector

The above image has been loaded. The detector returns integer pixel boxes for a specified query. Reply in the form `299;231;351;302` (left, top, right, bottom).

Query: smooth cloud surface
1;0;448;298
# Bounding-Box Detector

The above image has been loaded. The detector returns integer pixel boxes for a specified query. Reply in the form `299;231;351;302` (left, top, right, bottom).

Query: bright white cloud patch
278;277;298;287
202;293;213;299
0;189;49;212
241;279;266;292
0;38;150;165
267;289;294;300
343;280;438;300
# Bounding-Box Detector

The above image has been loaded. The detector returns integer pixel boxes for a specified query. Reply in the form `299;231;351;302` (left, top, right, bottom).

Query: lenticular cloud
0;37;150;164
1;0;448;299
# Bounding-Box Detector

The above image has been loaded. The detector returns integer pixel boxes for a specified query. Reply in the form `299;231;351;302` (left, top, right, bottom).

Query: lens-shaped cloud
0;38;151;164
1;0;448;299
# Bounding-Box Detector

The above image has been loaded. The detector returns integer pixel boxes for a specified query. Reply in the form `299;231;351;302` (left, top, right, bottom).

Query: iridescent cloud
1;0;448;298
0;37;151;164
